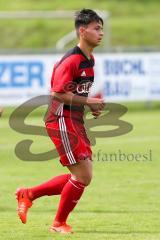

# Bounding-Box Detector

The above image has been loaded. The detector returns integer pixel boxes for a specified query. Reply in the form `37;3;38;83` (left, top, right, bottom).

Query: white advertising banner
92;53;160;102
0;53;160;106
0;54;60;106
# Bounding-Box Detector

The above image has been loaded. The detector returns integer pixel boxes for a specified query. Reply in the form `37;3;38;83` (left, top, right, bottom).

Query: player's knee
78;174;92;186
84;175;92;186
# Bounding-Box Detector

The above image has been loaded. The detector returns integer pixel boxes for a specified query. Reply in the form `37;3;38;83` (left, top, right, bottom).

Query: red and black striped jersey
45;45;95;123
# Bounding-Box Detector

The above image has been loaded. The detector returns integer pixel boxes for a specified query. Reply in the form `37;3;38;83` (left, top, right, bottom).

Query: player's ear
79;26;86;38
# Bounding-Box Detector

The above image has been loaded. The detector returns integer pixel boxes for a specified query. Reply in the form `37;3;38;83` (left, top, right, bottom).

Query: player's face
80;21;104;47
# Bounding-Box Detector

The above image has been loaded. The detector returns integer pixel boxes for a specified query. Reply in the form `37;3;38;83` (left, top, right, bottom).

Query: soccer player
16;9;105;234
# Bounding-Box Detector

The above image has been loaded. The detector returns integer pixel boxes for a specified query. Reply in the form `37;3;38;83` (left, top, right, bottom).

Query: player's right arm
51;58;105;114
52;91;105;113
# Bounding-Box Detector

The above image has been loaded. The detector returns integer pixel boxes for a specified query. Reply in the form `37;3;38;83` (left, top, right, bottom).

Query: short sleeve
51;60;76;93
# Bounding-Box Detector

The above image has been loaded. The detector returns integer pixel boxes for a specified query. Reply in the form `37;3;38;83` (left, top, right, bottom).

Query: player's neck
77;42;93;60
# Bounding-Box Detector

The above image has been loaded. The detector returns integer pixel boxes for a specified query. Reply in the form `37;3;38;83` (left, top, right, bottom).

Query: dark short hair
75;9;103;30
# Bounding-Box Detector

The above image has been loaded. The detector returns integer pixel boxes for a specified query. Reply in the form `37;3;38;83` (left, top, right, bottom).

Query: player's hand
86;97;105;112
91;110;101;119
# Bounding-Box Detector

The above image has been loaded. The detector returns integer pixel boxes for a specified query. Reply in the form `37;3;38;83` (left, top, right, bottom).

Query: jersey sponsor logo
76;82;92;94
81;70;86;77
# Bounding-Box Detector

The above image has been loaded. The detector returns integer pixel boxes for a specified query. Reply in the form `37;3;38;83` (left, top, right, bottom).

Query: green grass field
0;106;160;240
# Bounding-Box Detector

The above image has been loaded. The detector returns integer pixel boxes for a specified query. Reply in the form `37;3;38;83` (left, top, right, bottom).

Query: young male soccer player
16;9;105;234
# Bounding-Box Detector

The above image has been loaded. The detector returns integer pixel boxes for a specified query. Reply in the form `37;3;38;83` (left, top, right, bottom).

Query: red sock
54;178;86;223
28;174;71;200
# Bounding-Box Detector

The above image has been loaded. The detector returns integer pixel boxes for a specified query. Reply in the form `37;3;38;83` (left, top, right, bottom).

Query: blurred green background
0;0;160;49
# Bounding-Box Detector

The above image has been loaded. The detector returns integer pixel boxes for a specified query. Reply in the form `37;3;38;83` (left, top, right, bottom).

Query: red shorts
45;117;92;166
